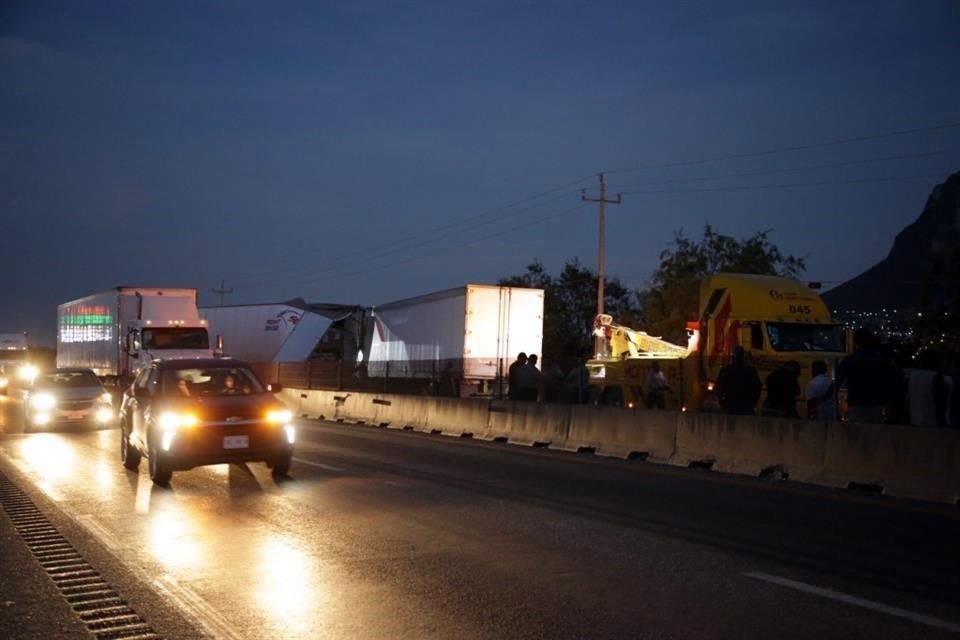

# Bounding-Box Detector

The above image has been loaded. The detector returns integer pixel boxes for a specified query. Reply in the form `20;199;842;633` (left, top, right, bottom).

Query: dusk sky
2;1;959;345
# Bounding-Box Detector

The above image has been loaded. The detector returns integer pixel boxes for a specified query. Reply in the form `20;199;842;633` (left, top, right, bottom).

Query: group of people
715;328;906;423
507;352;541;401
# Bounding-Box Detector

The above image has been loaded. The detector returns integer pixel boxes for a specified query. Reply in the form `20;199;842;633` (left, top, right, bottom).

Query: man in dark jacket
762;361;801;418
836;329;894;424
716;346;762;416
507;352;527;400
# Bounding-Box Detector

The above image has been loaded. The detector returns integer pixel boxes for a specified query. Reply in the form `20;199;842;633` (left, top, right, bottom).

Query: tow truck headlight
31;393;56;411
157;412;198;430
266;409;293;424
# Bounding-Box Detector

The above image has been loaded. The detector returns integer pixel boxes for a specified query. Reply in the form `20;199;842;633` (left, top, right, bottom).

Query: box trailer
0;333;29;395
200;301;364;364
57;287;212;384
366;284;544;394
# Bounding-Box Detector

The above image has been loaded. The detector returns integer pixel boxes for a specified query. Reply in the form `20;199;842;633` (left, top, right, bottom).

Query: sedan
24;368;113;432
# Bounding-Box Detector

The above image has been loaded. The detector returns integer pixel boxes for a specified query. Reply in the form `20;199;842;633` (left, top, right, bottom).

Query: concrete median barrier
426;397;490;437
822;422;960;504
487;401;572;447
375;394;431;430
296;390;340;421
567;406;678;461
673;413;827;482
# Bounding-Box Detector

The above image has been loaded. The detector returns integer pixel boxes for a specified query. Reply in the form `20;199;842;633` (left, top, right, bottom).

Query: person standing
517;354;542;401
644;362;669;409
836;328;891;424
805;360;836;421
507;352;527;401
762;361;801;418
716;346;762;416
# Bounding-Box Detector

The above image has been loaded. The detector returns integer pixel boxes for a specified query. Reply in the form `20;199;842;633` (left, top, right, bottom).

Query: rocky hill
823;171;960;311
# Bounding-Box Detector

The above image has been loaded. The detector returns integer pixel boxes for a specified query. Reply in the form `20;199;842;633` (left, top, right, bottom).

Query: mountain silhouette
823;171;960;311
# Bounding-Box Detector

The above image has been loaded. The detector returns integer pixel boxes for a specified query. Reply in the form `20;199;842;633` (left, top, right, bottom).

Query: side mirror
268;383;283;393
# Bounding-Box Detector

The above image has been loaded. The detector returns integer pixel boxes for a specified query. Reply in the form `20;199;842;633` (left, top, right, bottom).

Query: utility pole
211;279;233;307
581;173;622;354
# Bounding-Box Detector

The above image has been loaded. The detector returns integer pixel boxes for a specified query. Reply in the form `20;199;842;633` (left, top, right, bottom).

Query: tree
639;225;806;343
499;258;640;369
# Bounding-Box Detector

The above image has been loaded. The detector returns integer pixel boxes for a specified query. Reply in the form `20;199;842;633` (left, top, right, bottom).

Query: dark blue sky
2;1;959;344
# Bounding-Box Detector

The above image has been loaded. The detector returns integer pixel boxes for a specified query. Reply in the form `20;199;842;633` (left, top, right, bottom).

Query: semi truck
0;333;30;395
366;284;544;396
57;287;212;386
588;273;848;414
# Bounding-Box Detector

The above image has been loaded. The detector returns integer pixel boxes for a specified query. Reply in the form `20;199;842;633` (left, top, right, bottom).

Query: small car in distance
118;358;295;485
23;368;113;432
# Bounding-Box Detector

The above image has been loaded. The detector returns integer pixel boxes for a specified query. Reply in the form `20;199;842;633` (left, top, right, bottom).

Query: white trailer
57;287;212;384
200;302;362;363
367;285;544;394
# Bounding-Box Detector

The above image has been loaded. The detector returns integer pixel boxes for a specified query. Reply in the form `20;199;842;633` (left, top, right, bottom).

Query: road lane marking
74;514;120;550
743;571;960;634
292;457;343;472
153;574;245;640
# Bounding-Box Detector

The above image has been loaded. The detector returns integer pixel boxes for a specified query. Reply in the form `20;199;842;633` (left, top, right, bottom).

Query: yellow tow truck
587;273;849;414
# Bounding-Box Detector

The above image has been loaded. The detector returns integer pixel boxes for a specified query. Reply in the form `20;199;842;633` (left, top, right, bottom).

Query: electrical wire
606;148;960;191
604;120;960;175
621;173;947;195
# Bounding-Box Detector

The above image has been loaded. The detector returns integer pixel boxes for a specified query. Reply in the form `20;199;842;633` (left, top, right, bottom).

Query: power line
223;175;594;285
234;189;585;289
241;203;590;290
607;147;960;191
604;121;960;175
621;173;946;195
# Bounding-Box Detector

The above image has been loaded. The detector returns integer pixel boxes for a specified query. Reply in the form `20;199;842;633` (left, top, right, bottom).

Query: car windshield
0;351;27;362
160;367;264;397
36;371;101;388
766;323;845;352
142;328;209;350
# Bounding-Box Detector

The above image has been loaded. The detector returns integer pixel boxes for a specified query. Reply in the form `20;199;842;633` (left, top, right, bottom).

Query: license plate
223;435;249;449
67;411;86;420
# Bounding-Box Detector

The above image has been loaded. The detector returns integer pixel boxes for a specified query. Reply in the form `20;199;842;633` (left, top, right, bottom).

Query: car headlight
95;408;112;423
31;393;56;411
0;376;8;388
266;409;293;424
157;412;198;430
99;392;112;405
19;365;37;382
283;424;296;445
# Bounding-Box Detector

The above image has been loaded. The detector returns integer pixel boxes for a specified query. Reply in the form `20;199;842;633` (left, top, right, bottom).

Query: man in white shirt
805;360;836;420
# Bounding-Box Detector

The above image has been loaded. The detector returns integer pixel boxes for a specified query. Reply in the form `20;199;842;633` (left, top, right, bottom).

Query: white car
24;368;113;432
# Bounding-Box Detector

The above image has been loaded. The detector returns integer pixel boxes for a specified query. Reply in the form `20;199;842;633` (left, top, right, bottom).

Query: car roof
153;358;250;370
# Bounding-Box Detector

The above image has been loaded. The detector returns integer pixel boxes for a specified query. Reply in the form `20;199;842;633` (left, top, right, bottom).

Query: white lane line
292;457;343;472
744;572;960;634
74;514;119;551
153;574;245;640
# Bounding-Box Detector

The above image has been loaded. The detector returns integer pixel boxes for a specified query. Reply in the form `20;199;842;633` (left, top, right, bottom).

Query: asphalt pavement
0;393;958;639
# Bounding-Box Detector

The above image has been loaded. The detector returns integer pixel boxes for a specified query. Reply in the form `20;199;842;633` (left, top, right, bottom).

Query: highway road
0;393;958;639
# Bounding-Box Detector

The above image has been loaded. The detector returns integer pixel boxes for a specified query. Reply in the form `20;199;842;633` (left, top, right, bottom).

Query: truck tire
120;428;141;470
